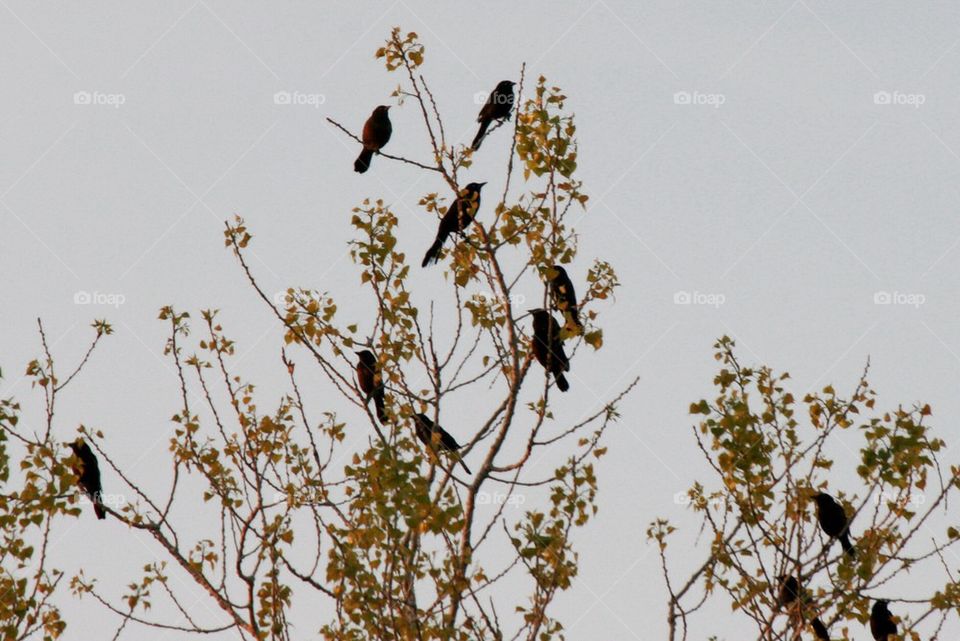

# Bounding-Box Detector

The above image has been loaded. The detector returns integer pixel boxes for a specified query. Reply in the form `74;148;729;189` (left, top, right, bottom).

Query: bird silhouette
354;105;392;173
813;492;856;557
472;80;515;150
869;600;897;641
69;439;105;519
356;350;387;423
422;182;485;267
547;265;581;330
413;413;471;474
529;308;570;392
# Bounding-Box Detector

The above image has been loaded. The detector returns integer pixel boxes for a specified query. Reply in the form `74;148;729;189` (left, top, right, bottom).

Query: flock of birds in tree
62;78;901;641
351;78;577;474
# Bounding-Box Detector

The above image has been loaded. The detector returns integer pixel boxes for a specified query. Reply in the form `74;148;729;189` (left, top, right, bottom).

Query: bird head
497;80;516;90
465;181;486;193
812;492;832;506
374;105;391;115
69;438;85;454
872;600;890;615
356;349;375;364
548;264;567;279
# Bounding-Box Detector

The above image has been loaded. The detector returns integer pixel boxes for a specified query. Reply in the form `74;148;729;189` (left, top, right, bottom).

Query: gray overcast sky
2;1;959;639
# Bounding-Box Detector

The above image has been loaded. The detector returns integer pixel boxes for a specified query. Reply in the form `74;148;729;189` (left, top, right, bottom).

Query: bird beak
478;182;487;187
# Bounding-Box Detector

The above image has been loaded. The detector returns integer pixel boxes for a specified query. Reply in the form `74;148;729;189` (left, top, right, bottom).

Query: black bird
813;492;855;557
776;574;800;608
356;350;387;423
413;413;471;474
529;309;570;392
354;105;392;173
870;600;897;641
472;80;515;150
69;439;105;520
811;617;830;640
547;265;581;330
421;182;485;267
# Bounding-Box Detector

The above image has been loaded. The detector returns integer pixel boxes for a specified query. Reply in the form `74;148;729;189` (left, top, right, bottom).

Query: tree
0;28;629;641
650;336;960;641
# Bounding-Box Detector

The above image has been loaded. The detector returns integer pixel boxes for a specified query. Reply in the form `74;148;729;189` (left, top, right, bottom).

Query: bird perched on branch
870;600;897;641
547;265;581;331
413;413;471;474
69;438;105;519
529;308;570;392
422;182;486;267
776;574;829;639
472;80;515;151
776;574;800;608
813;492;856;557
356;350;387;423
354;105;392;173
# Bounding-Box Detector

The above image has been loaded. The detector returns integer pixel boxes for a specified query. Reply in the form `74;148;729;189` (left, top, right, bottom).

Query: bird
811;617;830;640
776;574;800;608
69;439;105;520
529;308;570;392
870;600;897;641
354;105;392;173
421;182;485;267
413;413;471;474
472;80;515;150
547;265;581;330
355;350;387;423
813;492;856;557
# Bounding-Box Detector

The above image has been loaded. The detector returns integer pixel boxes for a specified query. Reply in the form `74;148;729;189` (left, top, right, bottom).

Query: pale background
1;1;959;639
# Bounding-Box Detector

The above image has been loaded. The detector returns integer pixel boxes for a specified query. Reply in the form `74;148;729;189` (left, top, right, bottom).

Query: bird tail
555;372;570;392
422;236;444;267
810;617;829;640
839;532;855;557
93;496;106;520
471;119;490;150
373;392;388;423
354;148;374;173
457;455;471;475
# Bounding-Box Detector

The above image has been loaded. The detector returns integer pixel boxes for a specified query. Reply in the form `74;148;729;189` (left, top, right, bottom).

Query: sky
2;1;960;639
